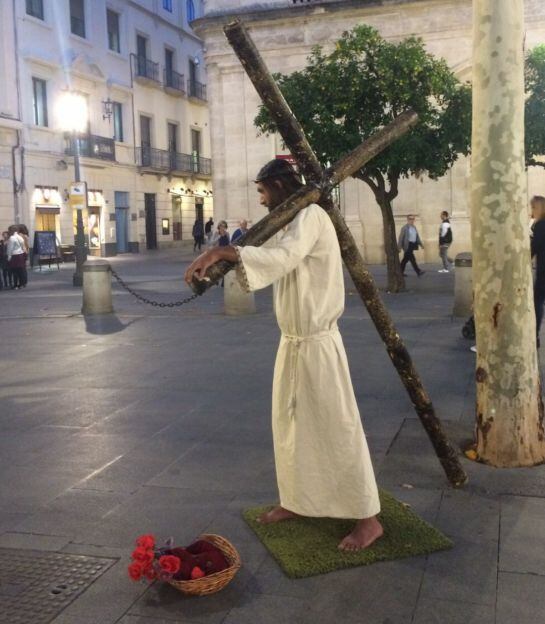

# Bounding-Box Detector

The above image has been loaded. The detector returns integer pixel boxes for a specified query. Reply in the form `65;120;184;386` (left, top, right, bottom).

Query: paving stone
419;538;498;606
433;490;500;542
496;571;545;624
0;533;71;551
499;495;545;575
412;598;495;624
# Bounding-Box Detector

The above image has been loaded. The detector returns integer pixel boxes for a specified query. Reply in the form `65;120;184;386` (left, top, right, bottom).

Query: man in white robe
185;160;382;551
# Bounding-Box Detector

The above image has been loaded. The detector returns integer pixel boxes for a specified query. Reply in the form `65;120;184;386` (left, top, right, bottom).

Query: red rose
136;534;155;549
132;546;154;567
190;566;205;580
128;561;144;581
158;555;181;575
145;566;157;580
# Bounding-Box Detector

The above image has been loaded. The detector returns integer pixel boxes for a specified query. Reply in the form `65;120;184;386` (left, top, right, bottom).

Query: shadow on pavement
83;314;139;335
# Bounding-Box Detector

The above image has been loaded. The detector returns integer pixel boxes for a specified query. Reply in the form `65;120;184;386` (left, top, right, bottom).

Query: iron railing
131;54;160;82
188;80;207;101
164;68;185;93
65;133;116;161
136;147;211;175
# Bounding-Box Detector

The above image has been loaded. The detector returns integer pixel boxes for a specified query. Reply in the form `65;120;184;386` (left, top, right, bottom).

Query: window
107;9;120;53
113;102;123;142
186;0;195;23
163;0;173;12
26;0;44;20
32;78;48;127
70;0;85;38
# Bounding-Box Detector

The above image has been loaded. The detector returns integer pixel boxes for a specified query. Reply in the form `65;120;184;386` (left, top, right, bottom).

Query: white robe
236;203;380;519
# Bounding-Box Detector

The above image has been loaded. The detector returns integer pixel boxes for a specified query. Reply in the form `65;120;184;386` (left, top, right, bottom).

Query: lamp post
59;92;88;287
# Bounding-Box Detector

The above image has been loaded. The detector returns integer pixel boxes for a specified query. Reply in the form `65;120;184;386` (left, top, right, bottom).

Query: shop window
163;0;173;12
162;218;170;235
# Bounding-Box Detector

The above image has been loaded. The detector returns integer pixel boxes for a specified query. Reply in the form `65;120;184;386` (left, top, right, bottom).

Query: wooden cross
190;20;467;488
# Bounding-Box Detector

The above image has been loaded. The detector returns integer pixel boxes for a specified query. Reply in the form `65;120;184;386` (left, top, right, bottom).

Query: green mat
243;490;452;578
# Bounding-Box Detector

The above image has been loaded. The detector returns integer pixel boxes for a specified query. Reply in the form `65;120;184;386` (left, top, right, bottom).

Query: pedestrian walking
192;219;205;252
398;214;425;276
531;195;545;348
211;221;230;247
204;217;214;246
6;225;26;289
185;159;382;551
231;219;249;243
438;211;454;272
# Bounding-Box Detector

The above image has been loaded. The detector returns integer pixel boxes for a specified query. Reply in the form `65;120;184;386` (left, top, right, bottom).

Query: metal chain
110;267;200;308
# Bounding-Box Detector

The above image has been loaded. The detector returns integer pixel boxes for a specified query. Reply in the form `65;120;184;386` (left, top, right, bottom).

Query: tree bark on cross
189;20;467;488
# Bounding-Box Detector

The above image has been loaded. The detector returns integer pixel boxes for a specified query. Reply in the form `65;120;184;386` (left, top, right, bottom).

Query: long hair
531;196;545;222
260;174;304;210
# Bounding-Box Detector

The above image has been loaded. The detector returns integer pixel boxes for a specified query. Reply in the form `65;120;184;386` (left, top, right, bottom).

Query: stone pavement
0;250;544;624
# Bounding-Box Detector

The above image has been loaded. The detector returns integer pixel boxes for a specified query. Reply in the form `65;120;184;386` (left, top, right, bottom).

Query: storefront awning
35;205;60;214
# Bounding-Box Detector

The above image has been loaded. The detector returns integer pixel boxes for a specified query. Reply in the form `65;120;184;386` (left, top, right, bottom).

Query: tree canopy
254;25;472;190
526;44;545;168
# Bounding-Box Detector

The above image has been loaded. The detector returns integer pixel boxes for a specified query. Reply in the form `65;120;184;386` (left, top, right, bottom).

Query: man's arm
184;245;238;285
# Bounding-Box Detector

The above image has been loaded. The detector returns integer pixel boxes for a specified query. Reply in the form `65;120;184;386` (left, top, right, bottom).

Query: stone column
471;0;545;466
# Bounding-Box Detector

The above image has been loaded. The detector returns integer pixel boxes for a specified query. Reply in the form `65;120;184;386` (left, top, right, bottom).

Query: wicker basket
167;534;241;596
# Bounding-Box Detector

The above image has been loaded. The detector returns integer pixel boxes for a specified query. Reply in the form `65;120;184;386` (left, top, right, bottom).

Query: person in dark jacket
398;214;425;276
0;231;11;289
531;196;545;347
192;219;205;252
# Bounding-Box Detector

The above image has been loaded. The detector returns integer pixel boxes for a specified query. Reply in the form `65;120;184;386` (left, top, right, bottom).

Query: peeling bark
471;0;545;466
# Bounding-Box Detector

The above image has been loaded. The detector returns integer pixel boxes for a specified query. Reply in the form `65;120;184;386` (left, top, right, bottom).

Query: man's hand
184;245;239;287
184;249;220;285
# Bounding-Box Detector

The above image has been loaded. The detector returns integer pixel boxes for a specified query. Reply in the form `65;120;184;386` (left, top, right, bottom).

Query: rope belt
281;327;339;417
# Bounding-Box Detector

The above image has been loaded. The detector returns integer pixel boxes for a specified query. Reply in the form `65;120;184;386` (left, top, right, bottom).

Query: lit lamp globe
58;92;88;134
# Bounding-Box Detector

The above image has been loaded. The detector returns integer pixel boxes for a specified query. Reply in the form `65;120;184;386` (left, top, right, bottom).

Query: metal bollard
453;252;473;317
224;271;256;316
82;260;114;315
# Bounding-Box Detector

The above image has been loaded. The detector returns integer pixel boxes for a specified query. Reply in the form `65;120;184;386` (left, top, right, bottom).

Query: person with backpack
438;211;453;273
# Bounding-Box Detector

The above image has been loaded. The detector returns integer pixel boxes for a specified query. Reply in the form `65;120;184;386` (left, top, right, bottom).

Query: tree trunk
377;195;405;293
471;0;545;466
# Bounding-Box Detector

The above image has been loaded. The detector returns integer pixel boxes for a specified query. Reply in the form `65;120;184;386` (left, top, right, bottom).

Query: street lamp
58;92;88;287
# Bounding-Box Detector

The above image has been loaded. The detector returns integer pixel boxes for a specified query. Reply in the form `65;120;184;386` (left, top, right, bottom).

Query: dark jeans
193;236;204;251
11;267;27;288
534;284;545;338
1;267;11;288
400;242;422;275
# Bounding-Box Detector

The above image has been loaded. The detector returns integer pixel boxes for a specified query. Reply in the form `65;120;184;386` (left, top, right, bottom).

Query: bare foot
338;516;383;552
257;505;299;524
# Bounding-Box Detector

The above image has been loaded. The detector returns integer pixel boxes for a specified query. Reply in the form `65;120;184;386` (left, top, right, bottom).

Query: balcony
188;80;207;102
136;147;211;176
131;54;160;86
65;133;116;162
164;69;185;96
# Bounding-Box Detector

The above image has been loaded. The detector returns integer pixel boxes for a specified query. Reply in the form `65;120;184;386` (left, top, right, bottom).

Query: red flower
128;561;145;581
158;555;181;575
136;534;155;550
145;566;158;581
190;566;205;580
132;546;154;567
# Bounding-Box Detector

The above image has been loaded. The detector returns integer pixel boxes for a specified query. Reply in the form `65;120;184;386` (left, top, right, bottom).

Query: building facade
0;0;212;256
195;0;545;263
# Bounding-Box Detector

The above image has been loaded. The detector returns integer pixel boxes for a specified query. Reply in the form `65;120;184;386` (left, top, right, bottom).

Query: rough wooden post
471;0;545;466
222;19;467;487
